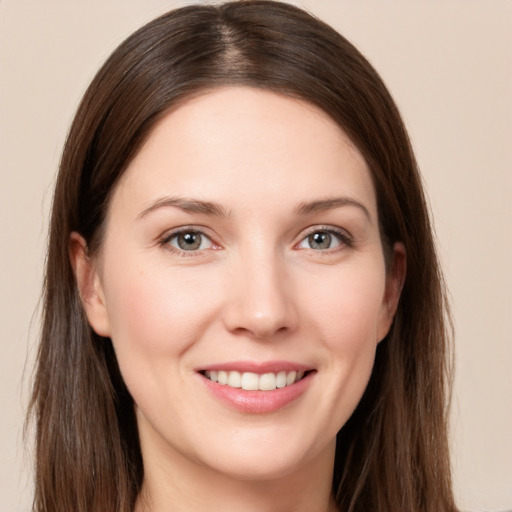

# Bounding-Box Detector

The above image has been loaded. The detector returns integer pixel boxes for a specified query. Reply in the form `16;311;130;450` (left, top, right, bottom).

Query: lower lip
200;372;314;413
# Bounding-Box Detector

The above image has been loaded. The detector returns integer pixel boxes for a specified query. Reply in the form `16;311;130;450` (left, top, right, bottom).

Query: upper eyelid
159;228;218;256
298;224;353;240
160;225;214;241
294;225;354;250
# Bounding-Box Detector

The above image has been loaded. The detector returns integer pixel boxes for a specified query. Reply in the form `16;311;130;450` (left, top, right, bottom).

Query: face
74;87;403;484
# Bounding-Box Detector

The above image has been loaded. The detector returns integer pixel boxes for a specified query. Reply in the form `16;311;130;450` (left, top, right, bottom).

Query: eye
165;230;214;252
297;228;351;251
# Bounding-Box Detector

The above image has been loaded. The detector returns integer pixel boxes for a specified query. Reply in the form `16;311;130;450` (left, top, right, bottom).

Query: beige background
1;1;510;510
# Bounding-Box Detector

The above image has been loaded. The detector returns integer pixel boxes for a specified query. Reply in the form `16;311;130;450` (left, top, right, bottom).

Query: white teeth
241;372;259;390
259;372;276;391
227;371;241;388
205;370;306;390
276;371;287;388
286;370;297;385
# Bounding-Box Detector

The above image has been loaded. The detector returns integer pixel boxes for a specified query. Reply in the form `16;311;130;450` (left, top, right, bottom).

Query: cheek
303;263;386;418
305;263;387;349
102;263;220;381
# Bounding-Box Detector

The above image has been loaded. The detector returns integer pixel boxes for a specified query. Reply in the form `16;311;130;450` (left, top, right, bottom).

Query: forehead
111;86;377;220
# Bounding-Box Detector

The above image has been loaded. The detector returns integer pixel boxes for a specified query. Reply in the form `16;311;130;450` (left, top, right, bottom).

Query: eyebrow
294;197;371;221
137;196;230;219
137;195;371;221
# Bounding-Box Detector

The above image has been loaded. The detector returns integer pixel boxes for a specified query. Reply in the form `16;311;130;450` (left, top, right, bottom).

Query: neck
135;431;338;512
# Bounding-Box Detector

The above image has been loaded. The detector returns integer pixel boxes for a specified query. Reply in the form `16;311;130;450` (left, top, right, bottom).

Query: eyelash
159;227;218;257
159;225;353;256
297;226;354;252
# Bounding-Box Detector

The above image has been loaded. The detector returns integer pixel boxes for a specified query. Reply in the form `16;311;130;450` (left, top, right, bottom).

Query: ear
69;232;112;337
377;242;406;342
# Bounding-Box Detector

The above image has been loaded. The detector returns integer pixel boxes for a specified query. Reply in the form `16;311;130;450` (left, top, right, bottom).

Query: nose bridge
223;246;297;338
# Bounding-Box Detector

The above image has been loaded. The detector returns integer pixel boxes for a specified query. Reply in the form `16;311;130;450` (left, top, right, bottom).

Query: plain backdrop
0;1;510;511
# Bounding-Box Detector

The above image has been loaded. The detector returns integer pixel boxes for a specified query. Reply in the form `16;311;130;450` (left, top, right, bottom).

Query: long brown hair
28;2;457;511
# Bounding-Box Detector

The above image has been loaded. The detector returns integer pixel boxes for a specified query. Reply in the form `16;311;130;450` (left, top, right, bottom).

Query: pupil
178;232;201;250
310;231;331;250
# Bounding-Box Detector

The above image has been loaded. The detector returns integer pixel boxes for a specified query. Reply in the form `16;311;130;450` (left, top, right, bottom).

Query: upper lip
197;360;314;374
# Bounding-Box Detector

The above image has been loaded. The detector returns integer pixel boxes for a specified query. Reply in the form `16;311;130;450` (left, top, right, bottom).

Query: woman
29;1;457;511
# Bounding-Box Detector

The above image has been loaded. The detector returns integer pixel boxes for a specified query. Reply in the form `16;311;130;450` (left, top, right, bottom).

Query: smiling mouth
201;370;308;391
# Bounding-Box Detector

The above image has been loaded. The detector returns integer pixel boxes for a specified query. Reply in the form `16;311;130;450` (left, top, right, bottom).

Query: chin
190;426;334;483
204;451;309;483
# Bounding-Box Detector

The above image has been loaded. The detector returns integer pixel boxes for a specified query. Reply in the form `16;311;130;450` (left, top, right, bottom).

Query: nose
222;252;298;339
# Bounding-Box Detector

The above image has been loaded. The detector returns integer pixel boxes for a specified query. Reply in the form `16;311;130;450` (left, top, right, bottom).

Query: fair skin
71;87;405;512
